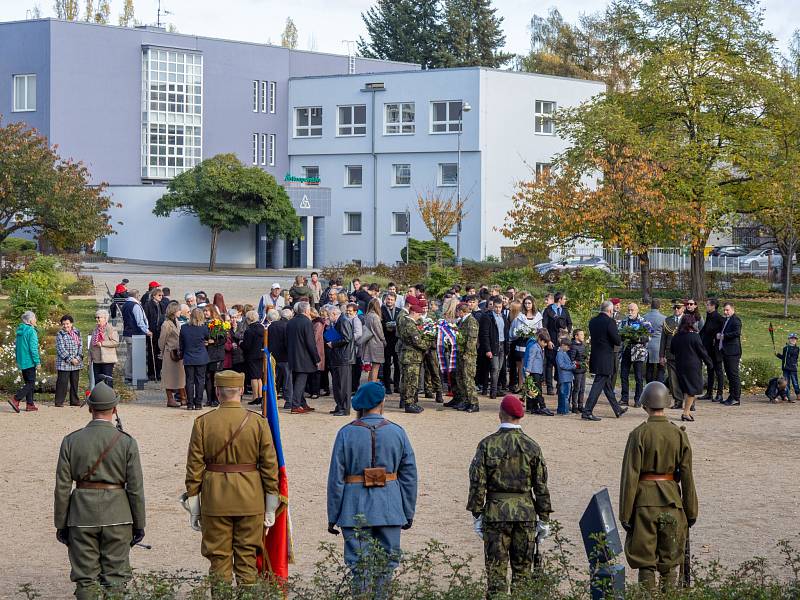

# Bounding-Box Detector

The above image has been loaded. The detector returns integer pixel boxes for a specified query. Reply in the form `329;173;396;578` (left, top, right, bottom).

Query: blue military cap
351;382;386;410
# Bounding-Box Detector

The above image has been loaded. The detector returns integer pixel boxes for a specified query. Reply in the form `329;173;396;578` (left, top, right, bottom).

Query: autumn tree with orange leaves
502;99;691;301
415;187;466;263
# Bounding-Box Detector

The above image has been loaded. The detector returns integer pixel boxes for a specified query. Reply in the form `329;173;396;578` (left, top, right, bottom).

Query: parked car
738;248;783;271
535;255;612;276
711;245;750;257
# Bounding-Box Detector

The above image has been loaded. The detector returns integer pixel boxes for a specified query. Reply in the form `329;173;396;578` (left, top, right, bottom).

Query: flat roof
0;18;419;67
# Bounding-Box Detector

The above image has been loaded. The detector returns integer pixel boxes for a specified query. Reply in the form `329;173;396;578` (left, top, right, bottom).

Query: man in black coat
542;291;572;395
327;305;355;416
719;302;743;406
267;309;292;407
381;292;402;395
478;297;508;399
286;301;321;414
699;298;725;401
582;300;627;421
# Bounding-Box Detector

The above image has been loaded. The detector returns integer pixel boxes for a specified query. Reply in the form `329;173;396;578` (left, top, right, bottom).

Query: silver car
535;255;612;276
738;248;782;271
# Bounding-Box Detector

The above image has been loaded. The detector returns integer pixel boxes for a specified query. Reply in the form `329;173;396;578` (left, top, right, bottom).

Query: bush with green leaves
740;357;779;389
0;237;37;252
488;267;542;292
3;255;65;321
555;269;621;329
400;238;455;265
425;265;461;299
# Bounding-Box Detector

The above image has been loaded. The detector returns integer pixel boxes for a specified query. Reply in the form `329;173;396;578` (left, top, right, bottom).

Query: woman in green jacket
9;311;41;413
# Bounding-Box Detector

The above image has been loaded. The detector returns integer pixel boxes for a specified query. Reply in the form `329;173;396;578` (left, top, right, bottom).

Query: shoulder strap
207;412;252;465
79;431;124;482
350;419;391;467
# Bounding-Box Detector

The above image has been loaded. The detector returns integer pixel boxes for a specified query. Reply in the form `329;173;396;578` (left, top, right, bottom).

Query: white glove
536;520;551;541
473;515;484;540
180;493;201;532
264;494;280;529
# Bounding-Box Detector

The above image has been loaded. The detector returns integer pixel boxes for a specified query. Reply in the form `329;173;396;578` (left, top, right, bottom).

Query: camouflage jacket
467;427;552;522
398;313;426;364
458;314;479;357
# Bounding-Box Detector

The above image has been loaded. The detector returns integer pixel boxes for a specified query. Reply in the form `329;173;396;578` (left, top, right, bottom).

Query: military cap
640;381;670;409
408;303;426;314
351;381;385;410
214;370;245;387
87;381;118;411
500;394;525;418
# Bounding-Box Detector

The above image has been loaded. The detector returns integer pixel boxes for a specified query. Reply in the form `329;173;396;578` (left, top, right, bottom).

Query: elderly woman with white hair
9;311;40;413
88;308;120;388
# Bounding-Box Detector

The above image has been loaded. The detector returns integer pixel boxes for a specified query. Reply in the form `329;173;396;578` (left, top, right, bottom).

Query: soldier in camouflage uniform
398;302;427;414
467;394;552;597
620;381;698;591
448;303;480;412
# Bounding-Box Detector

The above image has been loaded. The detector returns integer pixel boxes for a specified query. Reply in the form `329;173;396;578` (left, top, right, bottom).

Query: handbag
170;348;183;361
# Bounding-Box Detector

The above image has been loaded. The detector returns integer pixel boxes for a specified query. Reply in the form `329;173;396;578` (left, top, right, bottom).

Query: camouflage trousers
423;350;442;394
483;520;537;598
401;361;422;405
456;352;478;405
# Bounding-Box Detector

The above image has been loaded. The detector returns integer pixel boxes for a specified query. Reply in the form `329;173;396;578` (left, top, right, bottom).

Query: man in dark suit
381;292;402;395
718;302;742;406
267;309;292;408
328;305;355;416
582;300;628;421
542;291;572;395
699;298;725;401
478;297;508;399
286;301;321;414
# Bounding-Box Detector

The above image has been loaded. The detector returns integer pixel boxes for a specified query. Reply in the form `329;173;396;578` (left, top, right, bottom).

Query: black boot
435;391;444;403
444;397;461;408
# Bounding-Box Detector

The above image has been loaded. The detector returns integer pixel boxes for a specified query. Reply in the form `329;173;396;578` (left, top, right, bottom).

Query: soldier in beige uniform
54;382;145;600
184;370;279;586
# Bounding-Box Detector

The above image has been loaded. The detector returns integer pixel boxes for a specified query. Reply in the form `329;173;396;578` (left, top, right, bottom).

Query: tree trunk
690;248;705;301
784;237;795;319
209;228;219;272
638;251;651;304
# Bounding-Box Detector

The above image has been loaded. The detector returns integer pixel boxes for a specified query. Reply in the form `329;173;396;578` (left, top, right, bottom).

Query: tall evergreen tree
439;0;512;68
358;0;444;69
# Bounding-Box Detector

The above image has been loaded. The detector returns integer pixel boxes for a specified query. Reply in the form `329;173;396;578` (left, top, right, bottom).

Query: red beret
409;303;425;314
610;297;621;304
500;394;525;419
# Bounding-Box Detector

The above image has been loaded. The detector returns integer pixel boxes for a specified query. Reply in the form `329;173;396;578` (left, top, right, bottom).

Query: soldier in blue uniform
326;381;418;590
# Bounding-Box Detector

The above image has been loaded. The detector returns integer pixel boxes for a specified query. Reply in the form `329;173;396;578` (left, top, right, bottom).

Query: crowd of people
9;272;799;419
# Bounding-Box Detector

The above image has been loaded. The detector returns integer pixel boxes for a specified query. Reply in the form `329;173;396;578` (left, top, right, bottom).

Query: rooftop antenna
157;0;173;28
342;40;356;74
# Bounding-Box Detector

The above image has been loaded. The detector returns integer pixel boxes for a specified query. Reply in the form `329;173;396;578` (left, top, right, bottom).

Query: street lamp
456;100;471;266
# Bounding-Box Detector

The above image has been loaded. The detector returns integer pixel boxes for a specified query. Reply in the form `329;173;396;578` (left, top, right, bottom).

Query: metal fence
560;246;743;275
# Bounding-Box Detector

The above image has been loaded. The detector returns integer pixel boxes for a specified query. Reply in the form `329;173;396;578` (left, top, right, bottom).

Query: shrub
488;267;541;291
425;265;460;299
740;357;778;389
556;269;621;328
0;237;37;252
730;275;772;297
400;238;455;265
63;275;95;295
3;255;65;321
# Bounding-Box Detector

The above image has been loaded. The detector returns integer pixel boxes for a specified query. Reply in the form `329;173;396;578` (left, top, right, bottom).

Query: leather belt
640;473;675;481
76;482;124;490
345;472;397;484
206;463;258;473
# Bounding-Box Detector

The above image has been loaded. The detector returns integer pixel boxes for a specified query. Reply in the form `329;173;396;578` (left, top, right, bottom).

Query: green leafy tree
118;0;135;26
53;0;79;19
358;0;444;69
439;0;512;67
400;238;455;264
153;154;301;271
281;17;299;49
0;119;114;251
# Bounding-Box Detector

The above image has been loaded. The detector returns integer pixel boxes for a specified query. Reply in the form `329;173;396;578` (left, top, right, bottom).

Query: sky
1;0;798;57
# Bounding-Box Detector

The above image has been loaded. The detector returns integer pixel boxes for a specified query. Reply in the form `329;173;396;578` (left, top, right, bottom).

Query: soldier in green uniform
467;394;552;597
184;370;280;587
447;303;480;412
398;302;427;414
659;300;685;409
620;381;698;591
54;382;145;600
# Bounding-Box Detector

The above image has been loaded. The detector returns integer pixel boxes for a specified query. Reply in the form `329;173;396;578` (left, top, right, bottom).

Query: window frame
252;133;258;165
391;163;412;187
252;80;259;112
344;211;363;235
430;100;464;134
534;100;556;135
303;165;320;186
384;102;416;135
344;165;363;188
268;133;276;166
12;73;36;112
391;211;410;235
268;81;276;113
260;81;267;113
438;162;458;187
337;104;367;137
535;162;553;181
294;106;323;138
260;133;267;165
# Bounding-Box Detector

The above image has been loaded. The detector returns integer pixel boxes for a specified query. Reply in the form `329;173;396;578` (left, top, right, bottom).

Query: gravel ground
2;389;799;598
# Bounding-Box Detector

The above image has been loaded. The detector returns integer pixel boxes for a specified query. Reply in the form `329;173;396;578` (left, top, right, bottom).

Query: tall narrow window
13;74;36;112
252;80;259;112
268;81;276;113
260;81;267;112
534;100;556;135
268;134;276;166
295;107;323;137
260;134;267;165
252;133;258;164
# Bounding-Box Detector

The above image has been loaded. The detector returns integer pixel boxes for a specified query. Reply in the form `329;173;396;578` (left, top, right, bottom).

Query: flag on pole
257;344;294;581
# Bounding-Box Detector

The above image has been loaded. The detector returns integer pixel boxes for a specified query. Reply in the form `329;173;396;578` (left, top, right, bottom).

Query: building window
295;106;322;137
13;74;36;112
535;162;552;181
344;212;362;234
385;102;415;134
268;133;276;166
338;105;367;136
303;165;319;185
268;81;276;113
392;212;409;234
252;80;259;112
260;81;267;113
431;100;463;133
345;165;363;187
141;48;203;179
252;133;258;165
438;163;458;187
260;134;267;165
392;164;411;187
535;100;556;135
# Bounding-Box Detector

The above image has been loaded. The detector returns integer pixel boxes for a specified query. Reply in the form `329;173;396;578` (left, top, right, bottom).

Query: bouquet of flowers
618;321;652;345
208;318;231;339
514;322;539;342
419;318;440;346
522;374;541;400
